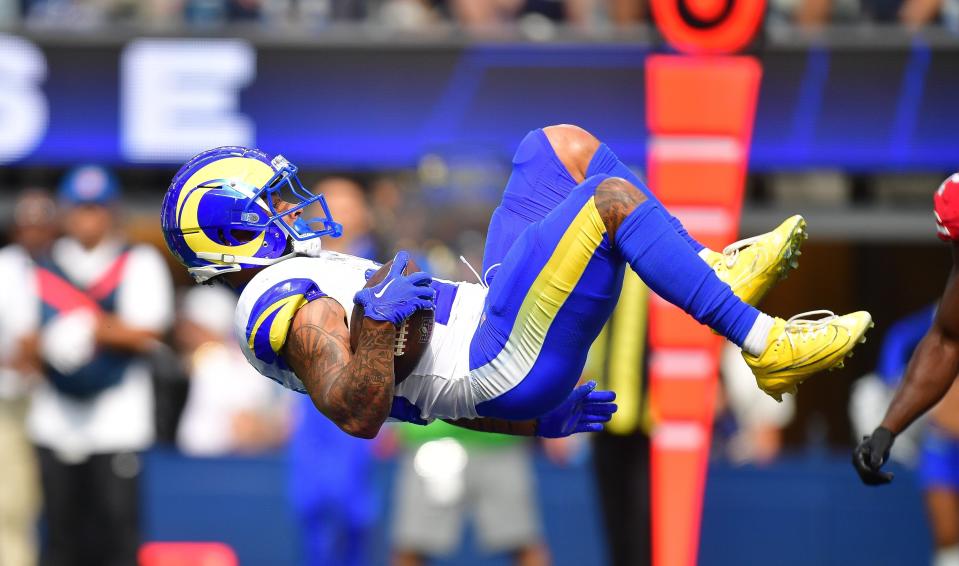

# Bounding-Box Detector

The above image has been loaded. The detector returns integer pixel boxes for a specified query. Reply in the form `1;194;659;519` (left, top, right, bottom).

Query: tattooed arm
283;297;396;439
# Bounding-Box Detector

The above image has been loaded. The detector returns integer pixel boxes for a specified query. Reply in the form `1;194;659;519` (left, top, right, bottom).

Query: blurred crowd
1;0;959;32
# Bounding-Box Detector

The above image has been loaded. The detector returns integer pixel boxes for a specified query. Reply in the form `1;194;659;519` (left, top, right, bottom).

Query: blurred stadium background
0;0;956;565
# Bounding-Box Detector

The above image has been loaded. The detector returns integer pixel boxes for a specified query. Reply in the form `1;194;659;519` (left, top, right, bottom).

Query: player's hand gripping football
852;426;896;486
354;250;435;327
536;381;618;438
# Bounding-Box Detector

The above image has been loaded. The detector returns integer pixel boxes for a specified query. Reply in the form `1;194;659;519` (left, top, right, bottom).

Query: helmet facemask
245;155;342;243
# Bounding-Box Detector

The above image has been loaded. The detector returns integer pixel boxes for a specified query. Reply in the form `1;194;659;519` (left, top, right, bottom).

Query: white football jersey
233;252;487;421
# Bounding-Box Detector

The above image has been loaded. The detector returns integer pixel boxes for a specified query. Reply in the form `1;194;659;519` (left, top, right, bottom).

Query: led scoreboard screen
0;34;957;171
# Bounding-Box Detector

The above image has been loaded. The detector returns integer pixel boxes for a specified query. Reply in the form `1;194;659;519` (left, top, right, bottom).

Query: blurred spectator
921;377;959;566
768;0;860;28
390;420;549;566
374;0;436;29
181;0;437;27
370;176;403;237
369;175;434;261
864;0;942;27
26;165;174;566
226;0;263;20
182;0;228;24
773;0;950;29
21;0;124;27
314;177;379;258
183;0;271;25
0;189;58;566
287;177;382;566
138;0;183;25
13;0;959;29
583;271;652;566
603;0;646;27
21;0;177;26
446;0;577;33
715;342;796;465
288;397;380;566
0;0;18;23
175;285;292;456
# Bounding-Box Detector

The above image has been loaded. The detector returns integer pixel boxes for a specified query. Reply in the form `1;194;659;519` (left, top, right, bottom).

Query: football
349;257;434;385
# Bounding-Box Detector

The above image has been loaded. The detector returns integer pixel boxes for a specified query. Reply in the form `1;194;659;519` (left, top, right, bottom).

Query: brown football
349;257;434;385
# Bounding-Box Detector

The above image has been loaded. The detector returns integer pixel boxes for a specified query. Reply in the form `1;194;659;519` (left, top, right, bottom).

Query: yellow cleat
743;310;873;402
703;215;807;306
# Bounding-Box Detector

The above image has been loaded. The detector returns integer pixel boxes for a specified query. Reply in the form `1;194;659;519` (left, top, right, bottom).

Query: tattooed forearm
324;321;395;436
443;417;538;437
594;176;647;244
286;323;348;395
284;299;396;438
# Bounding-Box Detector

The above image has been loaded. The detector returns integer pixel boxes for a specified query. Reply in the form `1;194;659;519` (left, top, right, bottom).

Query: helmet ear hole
230;229;258;243
213;227;259;246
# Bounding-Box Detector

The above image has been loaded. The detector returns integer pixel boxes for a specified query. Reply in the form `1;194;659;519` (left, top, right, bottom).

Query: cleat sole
776;216;807;282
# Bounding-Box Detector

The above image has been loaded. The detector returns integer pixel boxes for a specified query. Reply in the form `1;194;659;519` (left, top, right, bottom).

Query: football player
161;125;873;439
855;174;959;486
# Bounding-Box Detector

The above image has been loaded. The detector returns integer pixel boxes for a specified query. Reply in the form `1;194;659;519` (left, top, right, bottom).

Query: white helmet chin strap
290;235;323;258
188;263;242;283
190;236;323;283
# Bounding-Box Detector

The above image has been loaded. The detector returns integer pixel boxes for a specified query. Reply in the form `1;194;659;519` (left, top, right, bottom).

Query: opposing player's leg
469;175;871;421
483;125;807;305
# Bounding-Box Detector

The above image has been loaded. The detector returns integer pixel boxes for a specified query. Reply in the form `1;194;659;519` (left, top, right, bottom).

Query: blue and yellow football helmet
161;146;342;283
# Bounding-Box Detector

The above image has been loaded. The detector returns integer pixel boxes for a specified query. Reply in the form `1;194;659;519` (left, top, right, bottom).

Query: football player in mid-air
161;124;873;439
855;174;959;486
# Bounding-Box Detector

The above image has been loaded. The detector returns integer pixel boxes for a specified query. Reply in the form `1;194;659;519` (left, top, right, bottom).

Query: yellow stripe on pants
470;197;607;401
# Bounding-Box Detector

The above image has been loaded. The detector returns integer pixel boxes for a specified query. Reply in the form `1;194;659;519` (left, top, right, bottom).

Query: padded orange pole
646;55;762;566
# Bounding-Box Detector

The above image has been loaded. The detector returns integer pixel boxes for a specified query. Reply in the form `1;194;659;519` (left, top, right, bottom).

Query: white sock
698;248;713;262
742;313;775;356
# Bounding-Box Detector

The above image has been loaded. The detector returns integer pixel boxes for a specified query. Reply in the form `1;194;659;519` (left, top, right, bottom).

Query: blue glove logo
354;251;436;326
373;279;396;299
